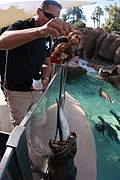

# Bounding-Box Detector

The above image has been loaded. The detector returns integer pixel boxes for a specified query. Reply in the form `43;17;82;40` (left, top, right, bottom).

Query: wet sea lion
47;98;77;180
109;110;120;125
95;123;105;135
110;122;120;131
48;132;77;180
98;86;114;103
98;116;120;143
115;125;120;131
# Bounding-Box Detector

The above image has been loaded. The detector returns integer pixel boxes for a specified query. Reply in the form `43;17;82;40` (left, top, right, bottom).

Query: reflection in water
29;106;58;180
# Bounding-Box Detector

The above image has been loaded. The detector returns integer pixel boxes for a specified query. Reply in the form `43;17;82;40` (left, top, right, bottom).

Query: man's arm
0;18;72;50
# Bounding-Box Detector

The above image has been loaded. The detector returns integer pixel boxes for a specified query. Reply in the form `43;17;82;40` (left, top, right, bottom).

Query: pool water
66;71;120;180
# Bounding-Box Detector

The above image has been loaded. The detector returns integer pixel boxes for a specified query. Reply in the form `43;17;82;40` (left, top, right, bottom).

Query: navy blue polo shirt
4;18;51;91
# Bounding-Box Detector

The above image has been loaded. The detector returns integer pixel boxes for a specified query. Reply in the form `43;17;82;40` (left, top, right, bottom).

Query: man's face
38;4;61;25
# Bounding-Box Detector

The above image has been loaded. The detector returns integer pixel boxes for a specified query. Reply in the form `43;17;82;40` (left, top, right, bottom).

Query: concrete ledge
64;92;97;180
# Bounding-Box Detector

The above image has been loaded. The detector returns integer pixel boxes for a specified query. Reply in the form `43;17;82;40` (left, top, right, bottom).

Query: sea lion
46;97;77;180
115;125;120;131
48;132;77;180
98;86;114;103
98;116;120;143
95;123;105;135
109;110;120;125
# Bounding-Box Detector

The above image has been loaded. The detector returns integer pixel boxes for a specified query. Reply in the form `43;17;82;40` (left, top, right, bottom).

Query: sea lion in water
115;125;120;131
97;116;120;143
95;123;105;135
98;86;114;103
46;98;77;180
48;132;77;180
109;110;120;125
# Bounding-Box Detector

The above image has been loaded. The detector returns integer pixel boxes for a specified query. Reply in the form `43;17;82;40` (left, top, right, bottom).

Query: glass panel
0;147;22;180
0;127;33;180
20;64;67;179
0;131;9;161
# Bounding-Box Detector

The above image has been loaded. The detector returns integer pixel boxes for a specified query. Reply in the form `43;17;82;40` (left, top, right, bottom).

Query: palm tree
104;5;109;23
94;6;104;27
91;12;98;29
60;13;69;22
61;7;86;24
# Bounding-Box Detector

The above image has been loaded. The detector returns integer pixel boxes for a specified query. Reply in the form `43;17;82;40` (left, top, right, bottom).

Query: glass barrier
19;64;68;179
0;126;33;180
0;131;10;161
0;64;68;180
0;147;18;180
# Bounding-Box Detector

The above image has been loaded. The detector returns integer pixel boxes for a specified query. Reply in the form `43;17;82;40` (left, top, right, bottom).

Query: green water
66;73;120;180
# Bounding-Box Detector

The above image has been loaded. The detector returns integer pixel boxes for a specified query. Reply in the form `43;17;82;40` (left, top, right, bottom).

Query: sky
61;0;120;28
81;0;120;27
0;0;119;28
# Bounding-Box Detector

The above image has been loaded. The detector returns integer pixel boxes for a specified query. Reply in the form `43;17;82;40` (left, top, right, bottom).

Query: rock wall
97;65;120;90
79;28;120;65
67;63;87;79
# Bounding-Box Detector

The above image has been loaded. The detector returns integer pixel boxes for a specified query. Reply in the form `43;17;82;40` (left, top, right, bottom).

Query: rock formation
77;28;120;90
67;62;87;79
97;65;120;90
79;28;120;65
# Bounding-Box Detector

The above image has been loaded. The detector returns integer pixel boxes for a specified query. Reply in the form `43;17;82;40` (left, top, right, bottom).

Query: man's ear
37;8;41;15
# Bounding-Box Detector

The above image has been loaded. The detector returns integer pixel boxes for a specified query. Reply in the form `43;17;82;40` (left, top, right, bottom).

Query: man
0;27;8;92
0;0;72;129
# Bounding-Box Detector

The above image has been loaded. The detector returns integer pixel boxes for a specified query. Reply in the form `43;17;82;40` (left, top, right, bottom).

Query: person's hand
39;18;74;38
41;78;49;92
71;56;79;62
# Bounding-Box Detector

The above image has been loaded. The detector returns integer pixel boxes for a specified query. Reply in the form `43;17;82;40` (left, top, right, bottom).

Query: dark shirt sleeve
6;18;34;31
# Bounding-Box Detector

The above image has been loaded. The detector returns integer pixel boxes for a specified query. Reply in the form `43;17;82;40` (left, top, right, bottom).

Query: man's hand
39;18;74;38
41;78;49;92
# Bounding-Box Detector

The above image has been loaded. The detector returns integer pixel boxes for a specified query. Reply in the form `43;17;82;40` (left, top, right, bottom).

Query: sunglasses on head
42;9;55;20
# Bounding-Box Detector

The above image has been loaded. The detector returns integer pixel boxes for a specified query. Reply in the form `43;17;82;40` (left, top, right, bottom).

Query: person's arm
41;57;51;91
0;18;73;50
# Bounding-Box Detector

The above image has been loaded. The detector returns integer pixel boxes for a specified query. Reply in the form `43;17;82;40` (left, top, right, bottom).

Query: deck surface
64;92;96;180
